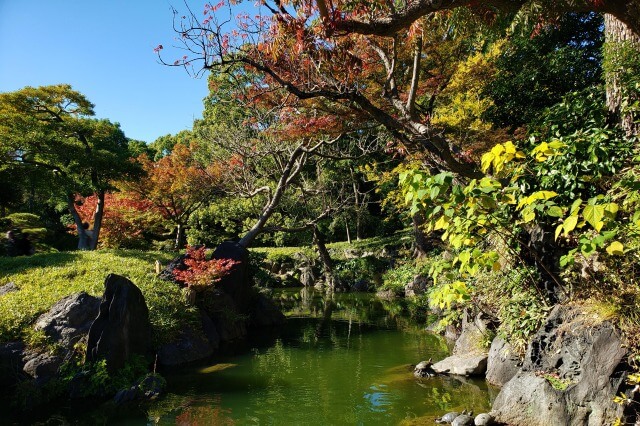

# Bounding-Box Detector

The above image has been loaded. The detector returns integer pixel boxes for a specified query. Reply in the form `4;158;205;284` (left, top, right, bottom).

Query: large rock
86;274;151;374
34;292;100;352
0;282;18;296
432;354;488;376
0;342;27;398
201;288;247;342
212;241;251;312
157;326;214;367
491;305;627;426
453;310;491;356
249;293;286;327
486;336;521;387
431;310;491;377
22;352;62;384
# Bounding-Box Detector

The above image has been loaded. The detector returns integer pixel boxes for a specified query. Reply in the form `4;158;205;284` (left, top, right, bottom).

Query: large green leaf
582;204;605;232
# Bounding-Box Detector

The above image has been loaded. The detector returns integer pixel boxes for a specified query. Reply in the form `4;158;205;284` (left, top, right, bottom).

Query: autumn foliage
172;245;238;291
73;192;162;248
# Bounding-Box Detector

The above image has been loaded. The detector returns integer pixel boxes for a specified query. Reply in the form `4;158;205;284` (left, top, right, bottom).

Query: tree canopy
0;84;140;249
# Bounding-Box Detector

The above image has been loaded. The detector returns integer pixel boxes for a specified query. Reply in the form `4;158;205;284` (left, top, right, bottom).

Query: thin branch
406;35;423;116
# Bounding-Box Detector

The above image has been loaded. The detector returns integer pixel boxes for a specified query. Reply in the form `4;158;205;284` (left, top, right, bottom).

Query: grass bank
0;250;198;346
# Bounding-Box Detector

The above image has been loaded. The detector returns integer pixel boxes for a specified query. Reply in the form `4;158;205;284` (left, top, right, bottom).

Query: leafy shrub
59;354;150;399
381;262;415;292
172;245;237;292
335;256;387;287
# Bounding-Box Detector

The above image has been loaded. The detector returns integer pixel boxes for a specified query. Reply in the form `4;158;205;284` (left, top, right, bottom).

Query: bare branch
406;35;423;116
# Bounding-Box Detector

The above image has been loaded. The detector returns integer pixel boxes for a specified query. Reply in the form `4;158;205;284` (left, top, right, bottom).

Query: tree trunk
67;193;91;250
89;190;105;250
313;225;339;290
350;166;363;241
174;223;185;250
604;14;640;137
238;146;307;248
345;219;351;244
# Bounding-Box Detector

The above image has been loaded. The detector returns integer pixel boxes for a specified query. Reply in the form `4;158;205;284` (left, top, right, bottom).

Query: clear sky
0;0;212;143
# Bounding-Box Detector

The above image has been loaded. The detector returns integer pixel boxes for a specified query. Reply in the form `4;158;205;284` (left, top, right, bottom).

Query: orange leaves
73;192;161;248
123;143;223;224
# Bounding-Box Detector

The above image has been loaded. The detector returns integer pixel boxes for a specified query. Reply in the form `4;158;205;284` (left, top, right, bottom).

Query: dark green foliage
60;354;150;399
334;256;388;287
484;13;603;129
525;87;634;203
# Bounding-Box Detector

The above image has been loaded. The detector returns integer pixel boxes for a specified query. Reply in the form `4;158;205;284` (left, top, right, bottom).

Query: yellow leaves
429;281;470;310
517;190;558;210
532;140;565;162
582;204;606;232
555;215;579;240
481;141;526;174
605;241;624;256
434;215;449;231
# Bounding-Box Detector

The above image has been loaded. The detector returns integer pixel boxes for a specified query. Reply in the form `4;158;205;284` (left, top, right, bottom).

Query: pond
40;289;495;424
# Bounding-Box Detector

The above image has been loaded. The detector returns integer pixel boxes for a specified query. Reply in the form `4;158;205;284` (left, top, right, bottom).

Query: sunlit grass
0;250;198;346
250;229;413;261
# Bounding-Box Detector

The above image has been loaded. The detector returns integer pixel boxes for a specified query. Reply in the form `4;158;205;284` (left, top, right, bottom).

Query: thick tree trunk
604;14;640;137
67;194;91;250
89;190;105;250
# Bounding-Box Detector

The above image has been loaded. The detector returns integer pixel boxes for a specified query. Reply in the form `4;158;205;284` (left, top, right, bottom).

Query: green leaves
582;204;605;232
429;281;471;310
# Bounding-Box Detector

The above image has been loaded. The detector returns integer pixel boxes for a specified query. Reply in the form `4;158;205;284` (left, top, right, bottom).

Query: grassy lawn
250;229;413;261
0;231;413;347
0;250;198;346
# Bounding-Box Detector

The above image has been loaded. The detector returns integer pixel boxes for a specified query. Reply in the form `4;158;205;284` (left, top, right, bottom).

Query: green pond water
39;289;495;425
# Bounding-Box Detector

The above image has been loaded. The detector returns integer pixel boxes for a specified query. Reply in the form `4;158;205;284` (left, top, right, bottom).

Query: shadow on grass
0;251;79;276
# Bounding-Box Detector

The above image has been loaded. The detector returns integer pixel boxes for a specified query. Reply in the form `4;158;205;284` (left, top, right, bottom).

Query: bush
335;256;388;288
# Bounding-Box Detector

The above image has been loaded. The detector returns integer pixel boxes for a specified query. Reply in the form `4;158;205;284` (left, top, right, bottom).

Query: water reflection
37;289;493;425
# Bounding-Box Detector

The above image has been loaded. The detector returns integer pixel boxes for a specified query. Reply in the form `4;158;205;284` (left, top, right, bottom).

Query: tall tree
158;1;639;180
0;84;139;249
120;142;223;249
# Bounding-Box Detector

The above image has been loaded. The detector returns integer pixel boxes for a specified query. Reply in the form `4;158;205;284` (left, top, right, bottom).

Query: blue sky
0;1;214;143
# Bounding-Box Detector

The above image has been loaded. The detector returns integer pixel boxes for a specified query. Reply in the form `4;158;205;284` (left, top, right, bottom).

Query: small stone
452;413;474;426
474;413;495;426
436;411;460;423
0;282;18;296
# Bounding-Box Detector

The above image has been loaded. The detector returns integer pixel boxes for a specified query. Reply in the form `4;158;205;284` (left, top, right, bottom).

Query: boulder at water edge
491;305;627;426
431;310;490;377
485;336;521;387
86;274;151;373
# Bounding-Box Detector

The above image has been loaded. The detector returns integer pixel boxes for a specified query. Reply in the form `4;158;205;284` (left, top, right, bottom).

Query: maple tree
73;192;162;249
172;245;238;292
158;0;639;180
120;142;224;249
